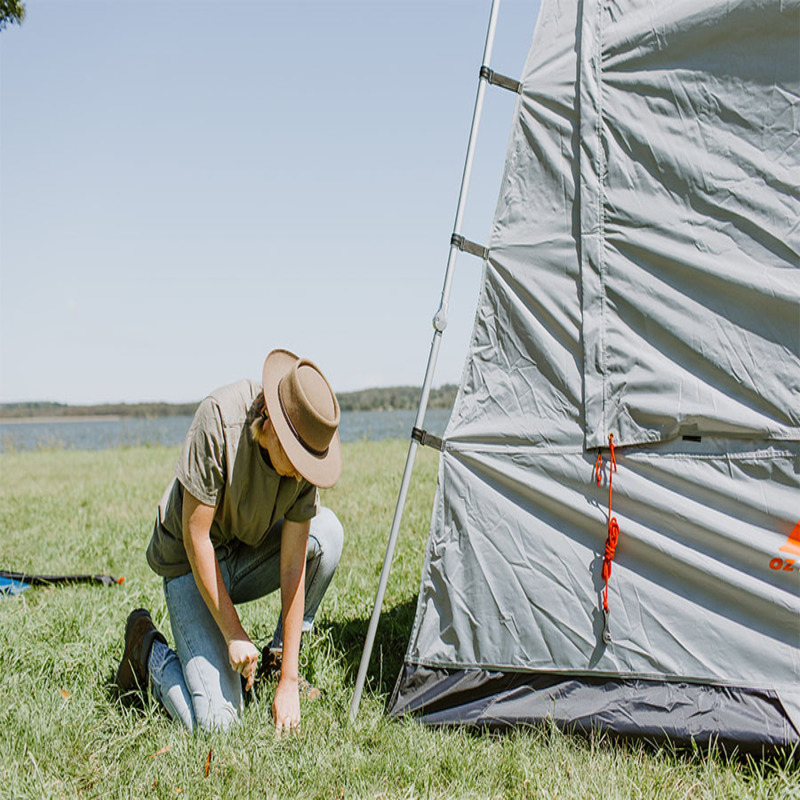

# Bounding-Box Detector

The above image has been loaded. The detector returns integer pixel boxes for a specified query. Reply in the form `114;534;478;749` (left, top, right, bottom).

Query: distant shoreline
0;407;453;453
0;415;125;425
0;385;458;421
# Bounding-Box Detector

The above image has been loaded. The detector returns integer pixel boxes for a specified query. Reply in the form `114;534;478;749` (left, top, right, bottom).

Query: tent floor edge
388;663;799;756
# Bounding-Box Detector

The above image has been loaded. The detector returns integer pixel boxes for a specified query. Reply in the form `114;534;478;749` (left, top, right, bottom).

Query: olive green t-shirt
146;379;319;579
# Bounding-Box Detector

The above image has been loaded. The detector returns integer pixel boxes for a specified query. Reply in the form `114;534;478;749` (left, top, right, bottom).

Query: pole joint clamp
411;427;444;452
450;233;489;260
479;65;522;94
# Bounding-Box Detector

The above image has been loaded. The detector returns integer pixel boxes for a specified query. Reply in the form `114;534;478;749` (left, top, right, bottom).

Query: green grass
0;441;797;799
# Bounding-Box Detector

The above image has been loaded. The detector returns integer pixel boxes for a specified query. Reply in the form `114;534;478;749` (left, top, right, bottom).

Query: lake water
0;408;453;453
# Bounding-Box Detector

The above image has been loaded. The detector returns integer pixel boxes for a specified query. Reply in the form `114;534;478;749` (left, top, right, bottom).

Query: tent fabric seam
402;659;797;691
444;443;798;459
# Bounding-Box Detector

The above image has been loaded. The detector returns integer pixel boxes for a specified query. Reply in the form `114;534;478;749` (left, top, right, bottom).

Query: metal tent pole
349;0;503;723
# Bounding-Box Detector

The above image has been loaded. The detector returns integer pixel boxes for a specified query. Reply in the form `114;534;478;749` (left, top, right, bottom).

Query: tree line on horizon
0;1;25;31
0;385;459;420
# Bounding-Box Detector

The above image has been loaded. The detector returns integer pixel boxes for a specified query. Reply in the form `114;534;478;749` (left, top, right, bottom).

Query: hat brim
262;349;342;489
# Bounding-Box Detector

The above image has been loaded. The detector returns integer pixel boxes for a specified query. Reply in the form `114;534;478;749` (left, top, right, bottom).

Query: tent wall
578;0;800;450
389;0;800;749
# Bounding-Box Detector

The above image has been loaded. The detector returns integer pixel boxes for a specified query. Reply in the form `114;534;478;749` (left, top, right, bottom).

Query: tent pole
348;0;503;724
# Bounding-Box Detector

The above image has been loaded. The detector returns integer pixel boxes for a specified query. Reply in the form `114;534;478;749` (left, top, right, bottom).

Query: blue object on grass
0;570;121;598
0;576;31;596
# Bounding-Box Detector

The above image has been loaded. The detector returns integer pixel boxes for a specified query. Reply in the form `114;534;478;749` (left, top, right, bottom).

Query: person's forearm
182;491;245;645
278;519;310;682
184;529;246;644
181;490;258;689
279;562;306;681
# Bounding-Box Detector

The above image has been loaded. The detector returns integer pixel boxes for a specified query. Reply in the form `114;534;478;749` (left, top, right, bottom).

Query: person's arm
272;517;310;735
182;489;259;690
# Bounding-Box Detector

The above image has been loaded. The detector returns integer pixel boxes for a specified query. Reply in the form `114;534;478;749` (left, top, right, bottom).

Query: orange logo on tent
779;520;800;556
770;520;800;573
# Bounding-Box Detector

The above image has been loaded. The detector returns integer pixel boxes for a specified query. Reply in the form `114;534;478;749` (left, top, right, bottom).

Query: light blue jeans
148;507;343;733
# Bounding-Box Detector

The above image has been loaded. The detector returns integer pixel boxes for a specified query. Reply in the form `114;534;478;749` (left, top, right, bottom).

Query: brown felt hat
262;349;342;488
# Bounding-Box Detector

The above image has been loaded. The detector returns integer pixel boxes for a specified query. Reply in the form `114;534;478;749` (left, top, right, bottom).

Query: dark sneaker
256;646;321;700
115;608;166;706
257;646;283;681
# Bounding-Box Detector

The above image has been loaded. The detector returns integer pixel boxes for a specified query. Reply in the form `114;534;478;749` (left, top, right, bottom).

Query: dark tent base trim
388;663;799;754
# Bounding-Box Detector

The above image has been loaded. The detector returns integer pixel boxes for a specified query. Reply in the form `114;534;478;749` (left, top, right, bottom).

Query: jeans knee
312;506;344;569
194;697;240;734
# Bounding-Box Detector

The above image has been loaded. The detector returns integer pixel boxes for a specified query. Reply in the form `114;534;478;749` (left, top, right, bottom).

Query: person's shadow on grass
325;594;418;699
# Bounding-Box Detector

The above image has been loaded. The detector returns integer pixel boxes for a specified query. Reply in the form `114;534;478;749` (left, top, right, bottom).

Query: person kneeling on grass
115;349;343;736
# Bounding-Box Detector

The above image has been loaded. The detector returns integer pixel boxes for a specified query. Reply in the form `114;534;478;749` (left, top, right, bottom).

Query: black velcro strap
411;427;444;452
450;234;489;260
479;66;522;94
0;569;121;587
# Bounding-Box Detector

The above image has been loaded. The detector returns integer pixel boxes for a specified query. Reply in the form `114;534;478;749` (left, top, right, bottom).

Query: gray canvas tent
353;0;800;750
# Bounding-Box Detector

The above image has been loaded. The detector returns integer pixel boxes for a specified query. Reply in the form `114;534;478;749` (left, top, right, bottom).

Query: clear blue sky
1;0;540;404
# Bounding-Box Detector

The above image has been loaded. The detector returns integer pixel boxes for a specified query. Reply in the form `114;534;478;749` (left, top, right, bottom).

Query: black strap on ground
0;569;123;587
451;234;489;260
480;65;522;94
411;427;444;452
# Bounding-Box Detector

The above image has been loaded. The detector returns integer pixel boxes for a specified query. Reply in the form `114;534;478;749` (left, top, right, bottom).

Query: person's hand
273;676;300;738
228;635;259;691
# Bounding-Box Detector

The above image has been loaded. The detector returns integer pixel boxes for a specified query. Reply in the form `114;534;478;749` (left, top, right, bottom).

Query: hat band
278;390;330;458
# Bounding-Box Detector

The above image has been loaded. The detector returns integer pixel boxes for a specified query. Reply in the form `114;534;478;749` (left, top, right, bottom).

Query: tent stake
349;0;504;724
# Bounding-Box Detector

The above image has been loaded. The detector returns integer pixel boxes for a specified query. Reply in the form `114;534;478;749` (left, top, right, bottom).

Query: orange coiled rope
595;434;620;639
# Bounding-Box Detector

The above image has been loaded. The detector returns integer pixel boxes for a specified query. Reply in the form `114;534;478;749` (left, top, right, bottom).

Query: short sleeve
175;397;226;507
284;481;319;523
